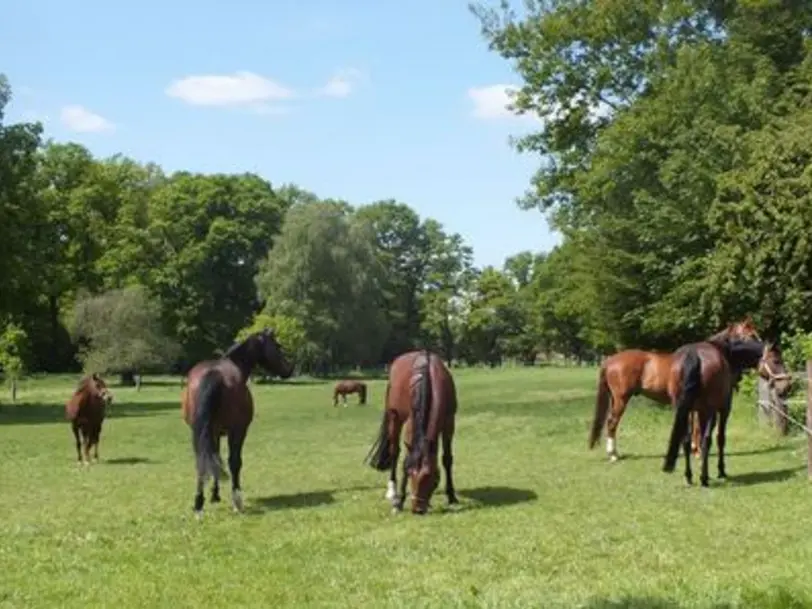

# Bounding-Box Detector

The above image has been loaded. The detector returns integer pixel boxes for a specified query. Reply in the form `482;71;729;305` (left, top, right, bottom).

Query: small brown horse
589;318;761;461
65;373;114;465
365;350;458;514
663;338;791;486
181;329;293;517
333;380;367;407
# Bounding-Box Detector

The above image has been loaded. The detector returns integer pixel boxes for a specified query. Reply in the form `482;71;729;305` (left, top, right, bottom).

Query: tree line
3;0;812;383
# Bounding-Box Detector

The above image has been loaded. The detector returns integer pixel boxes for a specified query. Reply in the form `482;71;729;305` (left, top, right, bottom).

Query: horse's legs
343;394;348;408
385;414;401;502
210;435;222;503
227;428;246;513
691;412;702;456
81;426;92;466
605;392;628;462
699;409;715;487
682;418;693;486
717;393;733;479
441;420;458;505
71;421;82;463
333;392;338;407
91;423;102;462
394;442;410;512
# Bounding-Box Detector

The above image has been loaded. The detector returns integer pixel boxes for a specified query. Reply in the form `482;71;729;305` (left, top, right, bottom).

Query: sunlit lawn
1;366;810;609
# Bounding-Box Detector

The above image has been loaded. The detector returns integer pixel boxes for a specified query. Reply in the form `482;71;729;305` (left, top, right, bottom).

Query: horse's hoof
385;482;396;501
232;489;244;513
194;510;203;521
211;495;221;504
609;454;619;463
391;506;402;515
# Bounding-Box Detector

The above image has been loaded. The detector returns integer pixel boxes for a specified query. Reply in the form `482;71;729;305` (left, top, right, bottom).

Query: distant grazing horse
65;373;114;465
181;329;293;517
333;380;367;407
365;350;458;515
663;338;791;486
589;318;761;462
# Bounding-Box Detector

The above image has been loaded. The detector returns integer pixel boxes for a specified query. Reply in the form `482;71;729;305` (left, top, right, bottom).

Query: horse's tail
404;352;432;475
365;403;393;471
589;364;611;449
359;383;367;405
192;369;228;482
663;348;702;473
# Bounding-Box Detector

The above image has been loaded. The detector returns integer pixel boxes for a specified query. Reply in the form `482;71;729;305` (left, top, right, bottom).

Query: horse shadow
435;486;538;515
618;443;793;462
244;484;377;515
726;465;805;487
104;457;156;465
579;588;811;608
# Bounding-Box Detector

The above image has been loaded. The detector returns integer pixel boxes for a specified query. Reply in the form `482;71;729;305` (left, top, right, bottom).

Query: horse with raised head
663;337;791;486
181;329;293;518
588;317;761;461
365;350;458;515
65;373;114;465
333;380;367;407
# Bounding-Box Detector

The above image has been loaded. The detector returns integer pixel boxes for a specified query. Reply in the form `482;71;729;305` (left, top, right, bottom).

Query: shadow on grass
618;443;793;462
245;483;377;515
0;401;179;425
727;465;805;487
104;457;156;465
581;588;812;608
455;486;538;511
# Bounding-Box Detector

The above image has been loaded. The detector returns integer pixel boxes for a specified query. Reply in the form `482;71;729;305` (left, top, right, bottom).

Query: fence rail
755;360;812;478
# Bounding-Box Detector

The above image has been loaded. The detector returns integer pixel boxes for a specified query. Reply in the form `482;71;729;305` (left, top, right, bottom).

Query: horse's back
604;349;673;400
183;358;253;431
387;350;455;416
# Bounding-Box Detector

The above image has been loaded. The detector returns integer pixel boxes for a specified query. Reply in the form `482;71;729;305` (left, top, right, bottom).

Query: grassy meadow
1;367;811;609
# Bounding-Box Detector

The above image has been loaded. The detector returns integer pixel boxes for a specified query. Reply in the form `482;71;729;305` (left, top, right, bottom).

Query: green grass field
1;367;811;609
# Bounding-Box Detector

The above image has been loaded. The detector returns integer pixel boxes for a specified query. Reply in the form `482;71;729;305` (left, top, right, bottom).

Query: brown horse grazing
181;329;293;518
588;318;761;462
364;350;458;515
65;373;114;465
663;338;791;486
333;380;367;407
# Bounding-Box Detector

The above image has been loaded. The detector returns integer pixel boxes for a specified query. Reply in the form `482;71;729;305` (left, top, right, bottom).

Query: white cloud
468;83;615;125
165;71;294;107
316;68;365;99
468;84;524;120
60;105;115;133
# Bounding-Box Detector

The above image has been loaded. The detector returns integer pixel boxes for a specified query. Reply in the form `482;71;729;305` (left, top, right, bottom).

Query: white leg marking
385;480;396;500
607;437;619;462
194;510;203;521
232;489;244;513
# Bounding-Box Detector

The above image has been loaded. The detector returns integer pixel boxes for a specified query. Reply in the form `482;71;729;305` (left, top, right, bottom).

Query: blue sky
2;0;560;269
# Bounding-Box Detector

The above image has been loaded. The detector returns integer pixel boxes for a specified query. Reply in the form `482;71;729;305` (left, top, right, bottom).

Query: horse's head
409;463;440;515
250;329;294;379
758;342;793;397
91;373;114;407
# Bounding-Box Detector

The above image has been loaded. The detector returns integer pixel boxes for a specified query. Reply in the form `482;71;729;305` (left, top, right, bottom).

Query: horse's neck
223;347;255;383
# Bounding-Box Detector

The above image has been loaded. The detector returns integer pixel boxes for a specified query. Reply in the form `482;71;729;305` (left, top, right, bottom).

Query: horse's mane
709;336;767;370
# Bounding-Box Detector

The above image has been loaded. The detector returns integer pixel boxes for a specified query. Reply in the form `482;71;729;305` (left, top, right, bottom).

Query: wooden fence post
757;377;772;424
807;360;812;480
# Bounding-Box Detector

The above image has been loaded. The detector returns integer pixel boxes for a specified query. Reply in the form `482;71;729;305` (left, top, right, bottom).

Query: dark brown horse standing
65;373;114;465
365;350;458;515
663;337;791;486
333;380;367;407
181;329;293;518
589;318;761;462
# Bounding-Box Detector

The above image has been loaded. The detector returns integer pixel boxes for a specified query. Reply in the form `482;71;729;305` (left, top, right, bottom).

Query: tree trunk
120;370;136;386
11;379;17;403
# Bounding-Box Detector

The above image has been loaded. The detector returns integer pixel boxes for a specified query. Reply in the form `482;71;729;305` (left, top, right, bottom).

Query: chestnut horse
588;318;761;461
65;373;114;465
181;329;293;517
333;380;367;407
663;338;791;486
364;350;458;514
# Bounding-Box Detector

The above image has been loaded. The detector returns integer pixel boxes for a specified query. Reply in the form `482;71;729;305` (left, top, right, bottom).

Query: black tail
404;351;432;474
663;348;702;473
364;382;392;470
192;369;228;481
589;364;610;449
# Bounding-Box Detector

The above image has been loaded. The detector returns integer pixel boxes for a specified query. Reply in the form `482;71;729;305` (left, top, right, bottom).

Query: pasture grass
1;367;811;608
